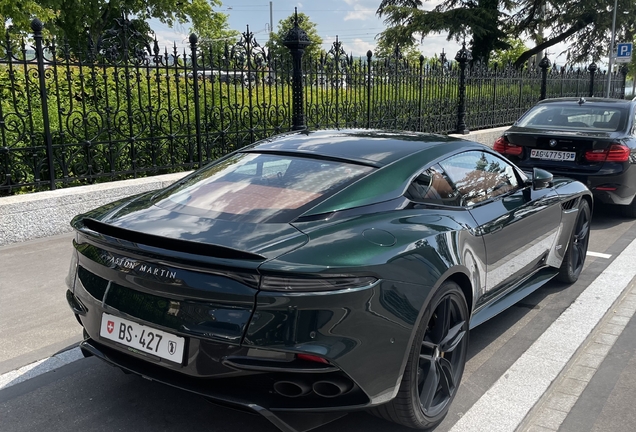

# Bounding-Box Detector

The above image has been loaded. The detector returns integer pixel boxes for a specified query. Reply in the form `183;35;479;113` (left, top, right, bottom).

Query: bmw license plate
100;313;185;363
530;149;576;161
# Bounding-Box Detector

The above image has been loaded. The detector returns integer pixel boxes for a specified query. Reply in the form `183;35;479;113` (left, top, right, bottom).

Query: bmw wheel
372;281;469;429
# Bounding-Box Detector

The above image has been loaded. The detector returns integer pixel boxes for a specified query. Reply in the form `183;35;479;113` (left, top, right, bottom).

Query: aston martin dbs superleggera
65;129;592;431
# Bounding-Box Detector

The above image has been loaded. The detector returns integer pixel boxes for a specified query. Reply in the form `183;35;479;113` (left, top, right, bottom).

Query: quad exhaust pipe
273;377;353;398
312;378;353;398
273;380;312;398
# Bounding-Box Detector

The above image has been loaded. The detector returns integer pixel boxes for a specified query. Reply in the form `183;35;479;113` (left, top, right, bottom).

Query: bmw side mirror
532;167;553;190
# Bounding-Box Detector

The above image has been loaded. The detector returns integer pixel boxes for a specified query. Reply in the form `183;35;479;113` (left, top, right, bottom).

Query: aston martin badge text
104;256;177;280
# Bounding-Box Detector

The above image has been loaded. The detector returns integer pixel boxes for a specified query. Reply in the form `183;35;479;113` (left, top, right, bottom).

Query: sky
151;0;573;65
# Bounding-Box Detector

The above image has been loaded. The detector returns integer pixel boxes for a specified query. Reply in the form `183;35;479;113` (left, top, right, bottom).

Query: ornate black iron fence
0;17;628;195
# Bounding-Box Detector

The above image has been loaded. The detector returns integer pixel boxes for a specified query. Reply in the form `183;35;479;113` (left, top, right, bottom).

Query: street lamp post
606;0;618;98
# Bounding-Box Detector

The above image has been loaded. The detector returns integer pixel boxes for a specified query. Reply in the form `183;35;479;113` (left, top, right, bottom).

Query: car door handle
490;225;504;234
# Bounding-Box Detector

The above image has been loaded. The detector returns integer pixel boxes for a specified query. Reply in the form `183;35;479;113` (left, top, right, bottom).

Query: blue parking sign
616;43;633;59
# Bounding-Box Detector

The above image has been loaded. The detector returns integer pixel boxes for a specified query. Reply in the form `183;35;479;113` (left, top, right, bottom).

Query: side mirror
532;167;553;190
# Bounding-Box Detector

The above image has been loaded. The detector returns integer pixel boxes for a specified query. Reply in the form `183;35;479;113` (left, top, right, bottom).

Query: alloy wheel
417;294;468;417
570;204;590;275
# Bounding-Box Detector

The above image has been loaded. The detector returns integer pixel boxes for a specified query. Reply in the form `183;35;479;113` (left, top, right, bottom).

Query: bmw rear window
516;104;629;132
153;152;374;223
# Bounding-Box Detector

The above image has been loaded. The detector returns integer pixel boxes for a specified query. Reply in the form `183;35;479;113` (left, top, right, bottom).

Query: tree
266;12;323;62
374;36;425;64
376;0;511;65
489;37;529;66
2;0;234;58
377;0;636;70
510;0;636;67
0;0;56;35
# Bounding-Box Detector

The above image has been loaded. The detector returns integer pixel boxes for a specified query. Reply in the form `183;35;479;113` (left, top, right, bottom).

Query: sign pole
606;0;618;98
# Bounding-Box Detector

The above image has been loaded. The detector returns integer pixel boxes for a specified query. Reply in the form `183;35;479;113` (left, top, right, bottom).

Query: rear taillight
260;275;377;292
584;144;630;162
297;353;330;364
493;137;523;156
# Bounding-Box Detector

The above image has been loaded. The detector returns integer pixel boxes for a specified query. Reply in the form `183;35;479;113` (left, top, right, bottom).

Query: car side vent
561;197;579;211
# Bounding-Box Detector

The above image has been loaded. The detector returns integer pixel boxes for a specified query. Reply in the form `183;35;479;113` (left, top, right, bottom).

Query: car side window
439;151;520;206
405;165;462;206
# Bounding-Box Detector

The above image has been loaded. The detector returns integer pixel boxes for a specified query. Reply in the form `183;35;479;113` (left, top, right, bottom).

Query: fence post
620;65;628;99
366;50;372;129
418;55;424;132
31;19;55;190
189;33;203;166
539;55;551;100
588;62;597;97
282;9;310;131
455;42;471;134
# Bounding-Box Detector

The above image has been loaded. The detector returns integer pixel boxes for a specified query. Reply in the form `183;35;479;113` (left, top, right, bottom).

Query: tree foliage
510;0;636;67
489;37;529;66
266;12;323;62
0;0;56;35
377;0;636;68
376;0;512;64
1;0;235;57
374;36;425;64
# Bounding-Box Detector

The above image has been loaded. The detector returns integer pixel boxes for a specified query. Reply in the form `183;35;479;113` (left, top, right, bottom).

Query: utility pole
269;1;274;40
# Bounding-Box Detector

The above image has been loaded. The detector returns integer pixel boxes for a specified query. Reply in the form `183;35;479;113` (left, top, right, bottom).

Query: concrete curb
0;172;190;246
449;125;508;145
0;126;507;247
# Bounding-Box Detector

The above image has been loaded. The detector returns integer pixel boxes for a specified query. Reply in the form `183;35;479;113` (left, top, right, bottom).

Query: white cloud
153;29;190;52
344;38;376;57
416;36;463;59
343;0;376;21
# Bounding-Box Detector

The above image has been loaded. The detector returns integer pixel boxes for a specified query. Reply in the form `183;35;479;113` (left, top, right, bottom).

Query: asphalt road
1;203;635;432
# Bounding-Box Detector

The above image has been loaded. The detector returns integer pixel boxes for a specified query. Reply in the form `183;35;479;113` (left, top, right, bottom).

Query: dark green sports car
65;130;592;431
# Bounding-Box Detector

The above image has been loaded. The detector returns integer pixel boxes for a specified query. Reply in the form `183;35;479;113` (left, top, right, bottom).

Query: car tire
370;280;469;429
556;199;591;284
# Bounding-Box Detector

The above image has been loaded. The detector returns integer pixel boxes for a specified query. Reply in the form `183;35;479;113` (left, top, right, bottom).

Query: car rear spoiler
74;217;266;261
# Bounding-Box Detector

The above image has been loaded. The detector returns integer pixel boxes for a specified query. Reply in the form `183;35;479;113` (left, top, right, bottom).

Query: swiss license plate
100;313;185;363
530;149;576;161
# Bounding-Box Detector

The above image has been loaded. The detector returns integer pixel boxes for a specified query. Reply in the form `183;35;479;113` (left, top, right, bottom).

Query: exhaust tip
273;380;311;398
312;379;353;398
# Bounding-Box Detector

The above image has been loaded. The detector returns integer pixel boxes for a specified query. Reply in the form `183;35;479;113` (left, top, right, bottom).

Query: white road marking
586;251;612;259
450;236;636;432
0;347;83;390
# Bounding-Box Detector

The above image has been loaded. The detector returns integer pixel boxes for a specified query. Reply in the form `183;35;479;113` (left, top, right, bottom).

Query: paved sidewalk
519;276;636;432
0;233;81;375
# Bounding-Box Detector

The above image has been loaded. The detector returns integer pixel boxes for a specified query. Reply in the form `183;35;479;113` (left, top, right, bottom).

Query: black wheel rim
570;205;590;275
417;294;467;418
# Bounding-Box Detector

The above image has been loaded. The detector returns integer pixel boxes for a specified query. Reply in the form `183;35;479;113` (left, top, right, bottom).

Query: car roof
536;97;635;107
245;129;477;167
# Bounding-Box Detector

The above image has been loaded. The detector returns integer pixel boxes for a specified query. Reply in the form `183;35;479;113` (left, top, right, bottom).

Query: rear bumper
79;338;350;432
582;173;635;206
78;336;368;412
67;271;422;411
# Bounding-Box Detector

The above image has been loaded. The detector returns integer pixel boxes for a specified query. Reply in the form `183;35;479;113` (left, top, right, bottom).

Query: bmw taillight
584;144;630;162
493;137;523;156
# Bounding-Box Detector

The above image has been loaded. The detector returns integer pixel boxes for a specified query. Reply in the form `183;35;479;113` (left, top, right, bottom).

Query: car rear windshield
516;104;629;132
153;152;374;223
